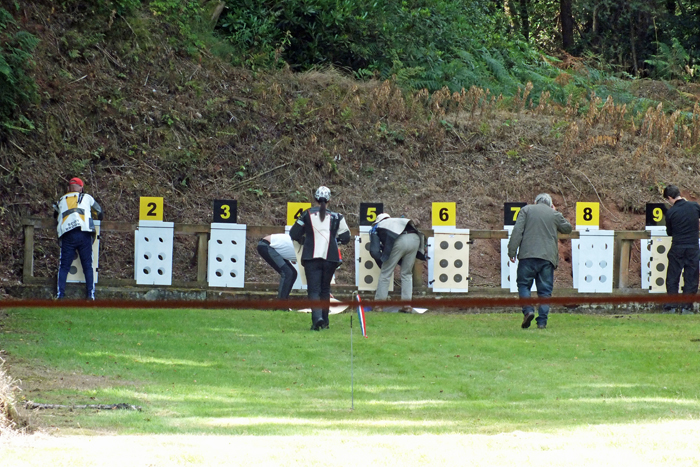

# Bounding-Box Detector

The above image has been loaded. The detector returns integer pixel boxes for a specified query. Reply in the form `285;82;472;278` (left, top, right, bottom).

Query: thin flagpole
351;304;354;410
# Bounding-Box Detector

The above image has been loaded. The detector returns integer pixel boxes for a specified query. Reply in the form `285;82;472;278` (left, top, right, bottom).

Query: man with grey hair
508;193;572;329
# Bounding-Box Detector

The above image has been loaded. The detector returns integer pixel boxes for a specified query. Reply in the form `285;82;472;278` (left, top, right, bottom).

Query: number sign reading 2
432;202;456;227
139;197;164;221
576;202;600;228
504;202;527;226
360;203;383;226
213;200;238;224
286;202;312;226
645;203;667;227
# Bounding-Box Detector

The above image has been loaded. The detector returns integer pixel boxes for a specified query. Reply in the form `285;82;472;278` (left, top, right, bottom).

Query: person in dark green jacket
508;193;572;329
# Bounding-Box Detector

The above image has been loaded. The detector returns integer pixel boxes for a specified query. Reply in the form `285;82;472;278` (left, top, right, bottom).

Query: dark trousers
57;228;95;299
516;258;554;326
257;240;297;300
303;258;338;326
665;245;700;310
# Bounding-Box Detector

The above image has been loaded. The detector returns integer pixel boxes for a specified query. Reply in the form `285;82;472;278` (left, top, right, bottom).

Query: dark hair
318;199;327;221
663;185;681;199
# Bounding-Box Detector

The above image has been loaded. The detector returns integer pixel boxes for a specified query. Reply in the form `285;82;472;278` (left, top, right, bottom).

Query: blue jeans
57;228;95;299
303;258;338;326
516;258;554;326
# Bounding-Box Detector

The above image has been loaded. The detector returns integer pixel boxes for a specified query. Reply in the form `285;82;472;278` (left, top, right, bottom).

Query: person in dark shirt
663;184;700;314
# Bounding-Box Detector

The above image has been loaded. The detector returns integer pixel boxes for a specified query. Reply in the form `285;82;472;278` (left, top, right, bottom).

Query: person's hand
510;257;516;263
551;203;557;211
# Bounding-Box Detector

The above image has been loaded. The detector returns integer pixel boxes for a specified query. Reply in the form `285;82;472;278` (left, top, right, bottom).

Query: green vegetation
4;307;700;435
0;6;39;132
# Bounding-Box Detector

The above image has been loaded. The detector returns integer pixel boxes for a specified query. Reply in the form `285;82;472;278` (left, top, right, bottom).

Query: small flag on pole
356;293;368;338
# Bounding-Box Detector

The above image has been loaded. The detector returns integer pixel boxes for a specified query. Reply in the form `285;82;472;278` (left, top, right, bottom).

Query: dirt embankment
2;3;700;295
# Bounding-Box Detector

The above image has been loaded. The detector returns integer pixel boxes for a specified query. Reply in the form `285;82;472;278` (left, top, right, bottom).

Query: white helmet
374;213;390;224
315;186;331;202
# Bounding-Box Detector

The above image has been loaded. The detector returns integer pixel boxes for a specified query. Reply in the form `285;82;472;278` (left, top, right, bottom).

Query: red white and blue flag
356;293;368;338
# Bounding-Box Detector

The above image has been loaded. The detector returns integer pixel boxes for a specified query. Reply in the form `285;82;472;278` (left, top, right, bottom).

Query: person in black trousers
289;186;350;330
257;233;298;302
663;184;700;314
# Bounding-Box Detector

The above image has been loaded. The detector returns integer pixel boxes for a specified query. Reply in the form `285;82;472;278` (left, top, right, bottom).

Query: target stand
427;227;470;293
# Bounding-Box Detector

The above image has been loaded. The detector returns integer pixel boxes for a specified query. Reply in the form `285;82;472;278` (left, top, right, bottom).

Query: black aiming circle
656;263;665;272
364;261;374;269
657;245;666;254
439;274;448;282
440;241;449;250
69;266;78;274
656;277;665;286
364;275;374;284
439;259;449;268
454;259;463;268
365;243;370;251
454;241;463;250
454;274;462;282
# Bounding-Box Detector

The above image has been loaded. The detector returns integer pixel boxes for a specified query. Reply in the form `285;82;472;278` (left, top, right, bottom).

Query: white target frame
207;223;246;288
575;230;614;293
428;227;470;293
134;220;174;285
354;226;393;292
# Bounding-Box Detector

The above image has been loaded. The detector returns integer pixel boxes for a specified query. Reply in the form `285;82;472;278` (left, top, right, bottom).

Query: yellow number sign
432;202;456;227
139;197;164;221
287;202;312;226
576;202;599;228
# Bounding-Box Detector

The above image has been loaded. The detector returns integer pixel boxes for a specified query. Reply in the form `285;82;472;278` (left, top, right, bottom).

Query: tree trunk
518;0;530;42
560;0;574;51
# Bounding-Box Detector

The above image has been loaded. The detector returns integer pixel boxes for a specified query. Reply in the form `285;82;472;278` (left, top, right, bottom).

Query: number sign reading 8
286;202;312;226
139;197;164;221
432;202;456;227
575;202;599;228
360;203;383;226
213;200;238;224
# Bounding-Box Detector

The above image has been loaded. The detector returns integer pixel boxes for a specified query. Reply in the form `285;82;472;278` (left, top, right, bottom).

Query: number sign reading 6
287;202;312;226
645;203;667;227
360;203;383;226
139;197;164;221
213;200;238;224
432;202;456;227
576;202;599;228
504;202;527;226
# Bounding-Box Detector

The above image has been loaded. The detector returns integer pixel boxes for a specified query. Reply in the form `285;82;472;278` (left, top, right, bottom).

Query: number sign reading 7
503;202;527;226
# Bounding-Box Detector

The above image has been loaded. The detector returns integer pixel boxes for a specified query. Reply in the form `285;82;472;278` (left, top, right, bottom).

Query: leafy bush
0;7;39;132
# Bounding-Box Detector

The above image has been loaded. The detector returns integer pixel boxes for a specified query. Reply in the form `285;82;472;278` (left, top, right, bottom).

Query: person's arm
555;212;572;234
666;209;674;237
91;198;104;221
289;212;306;243
369;229;383;267
507;208;526;261
336;216;351;245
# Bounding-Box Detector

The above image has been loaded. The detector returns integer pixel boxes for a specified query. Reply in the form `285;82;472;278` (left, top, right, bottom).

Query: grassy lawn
2;307;700;436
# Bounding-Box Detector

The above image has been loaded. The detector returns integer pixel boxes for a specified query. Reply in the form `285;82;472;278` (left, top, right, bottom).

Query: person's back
666;199;700;247
508;203;572;268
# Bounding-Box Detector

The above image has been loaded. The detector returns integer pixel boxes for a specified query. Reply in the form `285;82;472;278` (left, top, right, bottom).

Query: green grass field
2;307;700;436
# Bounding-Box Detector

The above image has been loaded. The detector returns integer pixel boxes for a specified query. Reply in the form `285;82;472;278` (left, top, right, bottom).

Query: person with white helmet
289;186;351;330
53;177;104;300
369;212;426;312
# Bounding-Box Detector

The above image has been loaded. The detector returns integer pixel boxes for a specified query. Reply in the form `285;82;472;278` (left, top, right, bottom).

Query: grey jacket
507;204;572;268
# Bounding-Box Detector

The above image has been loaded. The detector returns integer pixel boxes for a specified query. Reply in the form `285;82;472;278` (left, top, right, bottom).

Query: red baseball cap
68;177;84;187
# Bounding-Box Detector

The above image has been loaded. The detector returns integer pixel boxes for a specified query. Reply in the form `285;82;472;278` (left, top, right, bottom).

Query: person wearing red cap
53;177;104;299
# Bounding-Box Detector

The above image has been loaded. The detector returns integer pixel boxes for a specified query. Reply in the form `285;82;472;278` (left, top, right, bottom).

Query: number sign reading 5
432;202;456;227
504;202;527;226
576;202;599;228
139;197;164;221
645;203;666;227
213;200;238;224
287;202;312;226
360;203;383;226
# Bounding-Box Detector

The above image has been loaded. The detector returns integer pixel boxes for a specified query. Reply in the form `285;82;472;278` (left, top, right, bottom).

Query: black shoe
537;324;547;329
310;323;321;331
319;321;329;329
521;312;535;329
662;308;678;314
681;309;695;315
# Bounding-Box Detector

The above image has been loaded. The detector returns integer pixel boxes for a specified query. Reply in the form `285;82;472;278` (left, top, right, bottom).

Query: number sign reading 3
360;203;383;226
139;197;164;221
287;202;312;226
576;202;599;228
645;203;667;227
213;200;238;224
432;202;456;227
504;202;527;226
